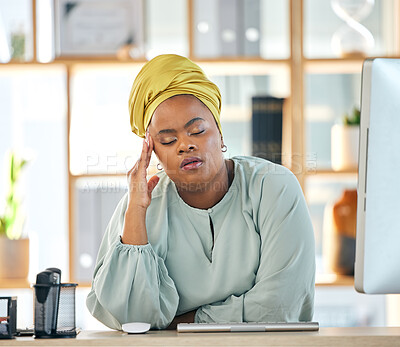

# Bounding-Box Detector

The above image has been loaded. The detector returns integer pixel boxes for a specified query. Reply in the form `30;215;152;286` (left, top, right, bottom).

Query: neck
177;159;233;210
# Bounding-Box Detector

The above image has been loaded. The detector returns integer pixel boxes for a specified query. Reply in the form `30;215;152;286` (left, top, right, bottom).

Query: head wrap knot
129;54;222;138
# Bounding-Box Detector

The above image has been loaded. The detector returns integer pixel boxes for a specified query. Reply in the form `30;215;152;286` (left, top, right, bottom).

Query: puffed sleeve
195;167;315;323
86;194;179;330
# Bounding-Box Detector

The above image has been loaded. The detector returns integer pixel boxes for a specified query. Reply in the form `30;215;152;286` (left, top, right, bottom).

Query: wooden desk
1;328;400;346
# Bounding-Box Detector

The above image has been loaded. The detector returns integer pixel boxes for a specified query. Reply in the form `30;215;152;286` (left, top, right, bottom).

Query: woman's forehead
150;95;213;130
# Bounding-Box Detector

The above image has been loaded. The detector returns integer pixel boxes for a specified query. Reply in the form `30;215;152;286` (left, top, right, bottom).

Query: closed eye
160;130;204;145
161;139;176;145
191;130;205;136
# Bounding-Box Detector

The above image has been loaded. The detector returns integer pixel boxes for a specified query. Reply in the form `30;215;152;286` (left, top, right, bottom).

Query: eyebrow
156;117;205;136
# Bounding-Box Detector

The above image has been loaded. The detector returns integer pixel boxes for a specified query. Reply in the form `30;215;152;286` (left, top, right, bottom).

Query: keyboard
177;322;319;333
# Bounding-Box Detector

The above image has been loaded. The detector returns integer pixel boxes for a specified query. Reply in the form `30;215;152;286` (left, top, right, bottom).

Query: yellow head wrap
129;54;222;138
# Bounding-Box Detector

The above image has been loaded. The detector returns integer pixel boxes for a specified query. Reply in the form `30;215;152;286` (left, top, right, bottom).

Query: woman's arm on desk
87;135;179;330
166;311;196;330
86;193;179;330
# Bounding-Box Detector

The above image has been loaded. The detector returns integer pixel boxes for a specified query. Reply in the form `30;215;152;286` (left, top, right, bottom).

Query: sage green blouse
86;156;315;330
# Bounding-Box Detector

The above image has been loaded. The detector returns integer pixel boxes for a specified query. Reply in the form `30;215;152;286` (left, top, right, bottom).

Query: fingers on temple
138;136;149;169
145;133;154;167
131;131;153;175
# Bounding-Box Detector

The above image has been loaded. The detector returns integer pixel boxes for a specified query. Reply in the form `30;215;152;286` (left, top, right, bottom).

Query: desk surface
1;328;400;346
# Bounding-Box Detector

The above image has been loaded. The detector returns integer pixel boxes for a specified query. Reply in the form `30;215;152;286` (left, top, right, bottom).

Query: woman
86;54;315;330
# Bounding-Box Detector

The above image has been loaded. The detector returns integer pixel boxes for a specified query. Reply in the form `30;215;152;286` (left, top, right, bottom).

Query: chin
172;175;209;192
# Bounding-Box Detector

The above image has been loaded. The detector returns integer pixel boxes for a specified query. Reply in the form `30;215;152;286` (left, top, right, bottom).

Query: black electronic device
0;297;17;339
33;267;77;338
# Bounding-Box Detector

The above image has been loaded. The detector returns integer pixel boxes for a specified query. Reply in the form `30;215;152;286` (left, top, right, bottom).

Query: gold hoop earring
221;144;227;153
157;163;163;170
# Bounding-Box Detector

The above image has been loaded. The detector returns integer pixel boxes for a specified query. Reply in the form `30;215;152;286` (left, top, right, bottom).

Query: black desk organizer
33;283;78;338
0;297;17;339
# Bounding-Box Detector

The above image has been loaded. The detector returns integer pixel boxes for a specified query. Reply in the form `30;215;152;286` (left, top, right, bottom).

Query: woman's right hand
122;131;160;245
126;130;160;210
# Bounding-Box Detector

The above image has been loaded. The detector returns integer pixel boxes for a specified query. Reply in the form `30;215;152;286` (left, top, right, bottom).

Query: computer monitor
354;58;400;294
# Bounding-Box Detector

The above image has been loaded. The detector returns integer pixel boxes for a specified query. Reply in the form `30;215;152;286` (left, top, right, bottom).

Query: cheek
206;132;222;149
152;143;165;165
204;135;224;168
154;145;175;168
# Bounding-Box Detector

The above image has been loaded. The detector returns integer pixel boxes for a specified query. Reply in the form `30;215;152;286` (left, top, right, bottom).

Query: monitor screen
354;58;400;294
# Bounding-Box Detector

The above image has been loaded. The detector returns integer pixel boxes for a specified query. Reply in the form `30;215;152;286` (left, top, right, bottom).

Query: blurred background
0;0;399;330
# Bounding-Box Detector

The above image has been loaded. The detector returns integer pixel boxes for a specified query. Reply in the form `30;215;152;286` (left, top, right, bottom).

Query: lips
180;157;203;170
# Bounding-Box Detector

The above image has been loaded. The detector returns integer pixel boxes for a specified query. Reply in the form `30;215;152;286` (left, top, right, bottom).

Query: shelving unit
0;279;31;289
1;0;399;289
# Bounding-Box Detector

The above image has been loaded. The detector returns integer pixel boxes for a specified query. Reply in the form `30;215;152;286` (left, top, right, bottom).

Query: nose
177;137;197;154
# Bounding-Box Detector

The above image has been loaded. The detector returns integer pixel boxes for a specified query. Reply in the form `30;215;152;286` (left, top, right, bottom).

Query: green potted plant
331;107;360;171
0;151;30;282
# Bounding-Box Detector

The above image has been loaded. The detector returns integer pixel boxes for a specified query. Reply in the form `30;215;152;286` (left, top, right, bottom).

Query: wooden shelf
305;59;364;74
0;57;289;66
0;60;146;68
71;173;127;179
0;60;290;82
315;274;354;287
305;55;400;62
2;55;398;69
306;169;358;175
0;279;31;289
304;56;400;74
67;59;290;77
70;166;159;179
192;57;290;65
